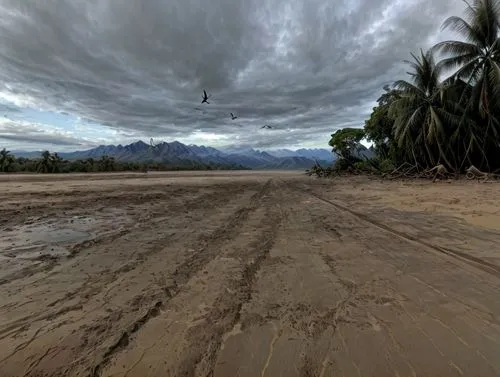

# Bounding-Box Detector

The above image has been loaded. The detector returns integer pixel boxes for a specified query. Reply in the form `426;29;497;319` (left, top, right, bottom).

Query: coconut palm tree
37;151;52;173
0;148;14;172
51;153;63;173
389;49;461;169
98;155;115;172
433;0;500;168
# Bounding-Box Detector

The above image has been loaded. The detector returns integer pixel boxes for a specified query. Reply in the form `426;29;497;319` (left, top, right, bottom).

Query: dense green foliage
333;0;500;174
364;85;401;161
328;128;365;163
0;148;247;173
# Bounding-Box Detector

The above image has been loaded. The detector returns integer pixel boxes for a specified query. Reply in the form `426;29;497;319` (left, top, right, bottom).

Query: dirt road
1;171;500;376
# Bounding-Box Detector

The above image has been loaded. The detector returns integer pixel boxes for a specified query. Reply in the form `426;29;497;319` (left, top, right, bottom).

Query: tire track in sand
191;196;282;377
185;247;281;377
0;183;261;377
0;186;250;341
292;183;500;278
0;186;245;288
92;179;275;377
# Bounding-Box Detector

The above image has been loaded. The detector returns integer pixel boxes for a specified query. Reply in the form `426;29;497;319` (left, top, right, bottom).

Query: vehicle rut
291;182;500;278
91;180;275;377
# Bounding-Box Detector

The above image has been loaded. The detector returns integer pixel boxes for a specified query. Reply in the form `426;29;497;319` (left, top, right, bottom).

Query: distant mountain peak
11;140;336;170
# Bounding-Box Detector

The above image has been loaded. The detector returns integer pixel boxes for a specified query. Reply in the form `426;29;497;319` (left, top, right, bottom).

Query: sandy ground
1;171;500;377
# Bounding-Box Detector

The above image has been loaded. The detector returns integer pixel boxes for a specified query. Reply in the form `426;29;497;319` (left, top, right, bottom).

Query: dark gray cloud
0;0;464;148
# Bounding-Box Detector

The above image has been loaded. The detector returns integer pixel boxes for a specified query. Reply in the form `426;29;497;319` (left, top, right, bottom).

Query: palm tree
433;0;500;168
98;155;115;172
0;148;14;172
389;49;461;169
51;153;63;173
85;158;95;172
37;151;52;173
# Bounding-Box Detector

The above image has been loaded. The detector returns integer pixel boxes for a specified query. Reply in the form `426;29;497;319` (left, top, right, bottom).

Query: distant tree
0;150;243;174
84;158;95;172
51;153;64;173
36;151;65;173
98;155;116;172
0;148;15;172
37;151;52;173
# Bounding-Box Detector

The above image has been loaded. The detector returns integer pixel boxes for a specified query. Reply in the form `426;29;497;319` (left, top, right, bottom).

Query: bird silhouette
230;112;238;120
201;90;210;104
261;125;273;129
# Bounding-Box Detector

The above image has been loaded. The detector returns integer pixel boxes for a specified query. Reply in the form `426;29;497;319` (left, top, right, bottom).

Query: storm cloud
0;0;464;149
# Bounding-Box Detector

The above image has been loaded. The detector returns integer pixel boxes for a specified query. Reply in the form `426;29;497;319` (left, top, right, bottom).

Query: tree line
329;0;500;175
0;149;245;173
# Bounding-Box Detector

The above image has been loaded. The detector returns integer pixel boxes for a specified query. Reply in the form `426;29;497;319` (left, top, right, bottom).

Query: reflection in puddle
0;210;132;283
2;217;96;259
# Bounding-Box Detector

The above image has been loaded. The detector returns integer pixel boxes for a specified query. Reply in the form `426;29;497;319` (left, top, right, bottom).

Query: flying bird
230;112;238;120
201;90;210;104
261;125;273;129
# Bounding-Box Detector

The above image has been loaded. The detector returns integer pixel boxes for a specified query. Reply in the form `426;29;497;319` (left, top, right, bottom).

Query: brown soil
1;171;500;377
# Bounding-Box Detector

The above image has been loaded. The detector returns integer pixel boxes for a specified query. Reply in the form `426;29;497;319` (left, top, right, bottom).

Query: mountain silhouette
12;140;336;170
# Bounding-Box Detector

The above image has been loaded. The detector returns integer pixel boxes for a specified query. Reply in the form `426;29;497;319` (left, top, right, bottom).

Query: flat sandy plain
1;170;500;377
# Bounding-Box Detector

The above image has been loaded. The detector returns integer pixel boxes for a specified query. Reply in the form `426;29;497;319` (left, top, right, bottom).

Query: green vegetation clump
0;148;247;173
312;0;500;179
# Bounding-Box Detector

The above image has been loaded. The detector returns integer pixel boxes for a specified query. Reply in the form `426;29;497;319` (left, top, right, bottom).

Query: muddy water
0;213;131;282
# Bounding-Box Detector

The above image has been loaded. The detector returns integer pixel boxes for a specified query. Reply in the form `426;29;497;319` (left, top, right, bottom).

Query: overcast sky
0;0;465;151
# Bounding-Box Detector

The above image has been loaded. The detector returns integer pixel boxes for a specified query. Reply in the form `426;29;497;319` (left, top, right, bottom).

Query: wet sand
0;171;499;377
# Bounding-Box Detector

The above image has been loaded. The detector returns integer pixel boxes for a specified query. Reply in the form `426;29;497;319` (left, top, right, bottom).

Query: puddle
1;213;130;260
0;211;133;283
1;218;97;259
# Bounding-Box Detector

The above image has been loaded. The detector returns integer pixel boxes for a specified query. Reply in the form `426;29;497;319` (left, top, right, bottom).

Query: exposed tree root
424;164;450;182
308;162;500;182
382;163;461;181
305;161;330;177
466;165;500;182
383;163;419;179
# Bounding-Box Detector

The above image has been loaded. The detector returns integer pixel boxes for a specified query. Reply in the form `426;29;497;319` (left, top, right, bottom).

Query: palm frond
440;16;483;45
439;56;480;81
433;40;480;58
393;80;425;96
474;0;500;46
488;61;500;108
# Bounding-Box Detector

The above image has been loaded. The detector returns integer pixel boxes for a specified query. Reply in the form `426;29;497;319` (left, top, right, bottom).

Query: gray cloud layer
0;0;463;148
0;119;98;148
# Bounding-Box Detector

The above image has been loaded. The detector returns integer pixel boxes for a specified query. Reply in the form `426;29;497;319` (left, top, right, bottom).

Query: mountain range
11;141;339;170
